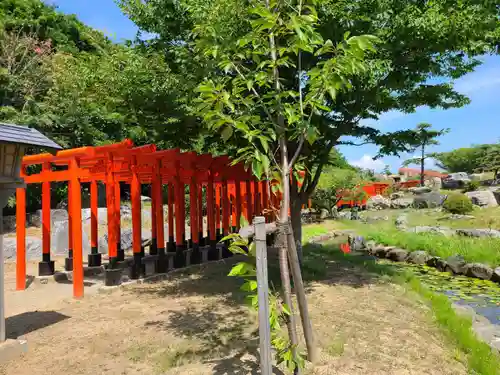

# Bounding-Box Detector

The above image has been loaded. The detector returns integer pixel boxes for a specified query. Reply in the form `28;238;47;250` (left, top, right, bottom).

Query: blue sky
46;0;500;173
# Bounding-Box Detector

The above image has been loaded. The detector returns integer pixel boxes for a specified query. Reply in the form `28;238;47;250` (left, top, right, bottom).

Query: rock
465;190;498;208
366;195;391;210
409;225;455;236
426;256;447;271
98;228;153;253
374;246;393;258
390;198;414;209
2;216;17;232
407;250;430;265
338;211;351;220
493;190;500;205
442;173;470;190
51;220;91;256
445;214;475;220
365;241;377;251
81;207;109;224
3;236;43;260
410;186;432;194
456;228;500;238
425;177;442;190
492;267;500;283
320;208;329;220
31;209;68;228
445;255;466;274
390;192;405;200
387;248;409;262
464;263;494;280
348;235;366;251
395;214;408;228
141;195;152;202
413;192;447;208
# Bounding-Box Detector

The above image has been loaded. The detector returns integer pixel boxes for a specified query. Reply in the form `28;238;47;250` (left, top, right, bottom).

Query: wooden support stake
131;158;142;256
174;177;183;247
222;180;229;235
150;182;157;254
255;216;273;375
41;162;51;263
15;187;26;290
167;182;174;245
207;173;215;242
90;180;98;251
246;181;253;223
287;223;317;363
235;180;242;229
215;183;221;236
155;169;165;250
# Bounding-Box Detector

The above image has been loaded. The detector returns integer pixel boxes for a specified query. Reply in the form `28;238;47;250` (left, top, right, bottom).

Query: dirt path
0;253;466;375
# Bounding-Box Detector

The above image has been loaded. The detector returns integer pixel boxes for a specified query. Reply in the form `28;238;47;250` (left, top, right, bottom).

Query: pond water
386;261;500;325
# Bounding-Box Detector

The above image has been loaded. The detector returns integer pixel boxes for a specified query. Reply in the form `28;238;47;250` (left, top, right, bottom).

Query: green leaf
282;303;291;316
220;233;242;242
228;262;246;276
252;159;263;178
248;242;256;257
222;126;233;141
240;214;249;228
241;280;258;291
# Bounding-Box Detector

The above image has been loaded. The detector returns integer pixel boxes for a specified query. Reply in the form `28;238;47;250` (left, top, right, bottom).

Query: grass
337;220;500;267
301;240;500;375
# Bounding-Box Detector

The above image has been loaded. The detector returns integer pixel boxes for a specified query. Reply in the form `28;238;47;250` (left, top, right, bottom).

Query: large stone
366;195;391;210
410;186;432;194
456;228;500;238
445;255;466;274
395;214;408;228
98;228;153;253
409;225;456;236
407;250;430;265
390;192;405;200
81;207;109;224
465;190;498;208
426;256;447;271
464;263;494;280
493;190;500;205
319;208;329;220
338;211;351;220
30;209;68;228
51;220;91;256
413;192;447;208
387;248;409;262
363;215;389;223
141;195;152;202
348;235;366;251
2;216;17;232
3;236;43;260
492;267;500;283
391;198;413;209
374;246;393;258
445;214;475;220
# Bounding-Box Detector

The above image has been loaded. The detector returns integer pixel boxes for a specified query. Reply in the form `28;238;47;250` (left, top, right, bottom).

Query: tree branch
288;135;305;169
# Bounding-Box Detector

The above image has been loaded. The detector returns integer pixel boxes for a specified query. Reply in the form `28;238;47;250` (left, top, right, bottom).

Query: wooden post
287;222;317;363
189;177;199;264
131;157;142;278
154;162;166;272
253;180;260;216
39;162;54;276
198;184;203;245
174;177;183;249
206;172;215;247
254;216;273;375
215;183;221;239
15;187;26;290
88;179;101;267
261;181;268;222
246;180;253;223
235;180;242;229
70;158;84;298
167;182;174;250
222;180;229;236
150;183;157;255
114;181;123;260
106;155;117;265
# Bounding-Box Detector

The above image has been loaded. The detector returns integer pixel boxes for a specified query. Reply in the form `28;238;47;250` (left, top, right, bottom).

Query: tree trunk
420;145;425;187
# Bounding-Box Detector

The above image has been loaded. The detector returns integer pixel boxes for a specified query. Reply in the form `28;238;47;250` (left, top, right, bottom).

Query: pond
384;261;500;325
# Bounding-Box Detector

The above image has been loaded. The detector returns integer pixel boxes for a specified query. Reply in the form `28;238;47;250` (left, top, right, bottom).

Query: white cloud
350;154;386;171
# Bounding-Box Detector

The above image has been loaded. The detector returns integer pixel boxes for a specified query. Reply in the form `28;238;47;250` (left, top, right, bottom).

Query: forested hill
0;0;110;53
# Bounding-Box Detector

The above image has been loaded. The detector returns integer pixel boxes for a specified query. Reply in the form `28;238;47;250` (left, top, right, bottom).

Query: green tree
431;145;490;174
120;0;500;248
477;143;500;178
402;123;448;186
383;165;391;176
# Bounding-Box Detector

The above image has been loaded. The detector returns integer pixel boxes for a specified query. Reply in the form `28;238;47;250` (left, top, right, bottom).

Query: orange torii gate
15;140;270;298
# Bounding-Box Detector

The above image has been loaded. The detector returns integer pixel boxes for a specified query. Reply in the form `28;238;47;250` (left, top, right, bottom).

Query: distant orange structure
398;167;447;179
16;140;271;298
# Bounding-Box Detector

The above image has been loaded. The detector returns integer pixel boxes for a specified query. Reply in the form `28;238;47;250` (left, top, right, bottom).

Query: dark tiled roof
0;123;62;150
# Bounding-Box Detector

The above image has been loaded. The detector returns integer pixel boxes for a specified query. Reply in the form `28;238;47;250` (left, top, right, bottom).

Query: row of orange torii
15;140;281;298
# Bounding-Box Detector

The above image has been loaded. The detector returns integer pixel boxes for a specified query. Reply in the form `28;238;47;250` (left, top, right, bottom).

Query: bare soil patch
0;253;466;375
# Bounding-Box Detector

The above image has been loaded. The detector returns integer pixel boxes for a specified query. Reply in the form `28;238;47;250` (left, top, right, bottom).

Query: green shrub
462;180;480;193
443;193;473;214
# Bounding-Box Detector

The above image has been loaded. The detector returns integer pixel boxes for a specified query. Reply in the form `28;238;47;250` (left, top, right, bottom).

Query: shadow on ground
6;310;70;339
